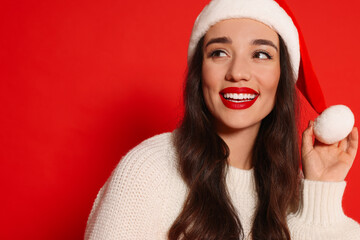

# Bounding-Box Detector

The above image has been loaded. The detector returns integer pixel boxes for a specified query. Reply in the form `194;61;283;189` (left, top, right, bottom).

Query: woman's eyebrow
251;39;278;52
205;37;232;47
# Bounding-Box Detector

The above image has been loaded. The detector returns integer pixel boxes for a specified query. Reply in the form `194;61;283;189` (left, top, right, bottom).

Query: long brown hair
168;34;300;240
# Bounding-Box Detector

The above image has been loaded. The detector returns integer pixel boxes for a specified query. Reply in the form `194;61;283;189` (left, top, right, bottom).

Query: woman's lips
219;87;259;110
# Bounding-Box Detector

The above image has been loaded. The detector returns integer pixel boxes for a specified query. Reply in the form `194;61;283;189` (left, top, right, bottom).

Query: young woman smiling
85;0;360;239
201;18;281;170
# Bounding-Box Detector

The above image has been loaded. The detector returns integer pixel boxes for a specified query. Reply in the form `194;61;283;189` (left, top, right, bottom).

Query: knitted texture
85;132;360;239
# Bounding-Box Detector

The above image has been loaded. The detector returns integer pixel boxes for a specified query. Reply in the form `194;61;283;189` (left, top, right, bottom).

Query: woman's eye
254;51;272;59
210;50;227;58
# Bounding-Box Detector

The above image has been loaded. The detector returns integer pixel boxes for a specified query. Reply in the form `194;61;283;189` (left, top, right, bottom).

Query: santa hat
187;0;354;144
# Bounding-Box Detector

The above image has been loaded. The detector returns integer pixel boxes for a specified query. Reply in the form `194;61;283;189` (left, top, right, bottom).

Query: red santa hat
187;0;354;144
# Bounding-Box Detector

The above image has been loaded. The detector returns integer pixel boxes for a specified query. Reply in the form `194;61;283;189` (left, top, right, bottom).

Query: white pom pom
313;105;355;144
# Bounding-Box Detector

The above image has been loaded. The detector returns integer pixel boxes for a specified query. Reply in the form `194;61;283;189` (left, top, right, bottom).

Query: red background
1;0;359;239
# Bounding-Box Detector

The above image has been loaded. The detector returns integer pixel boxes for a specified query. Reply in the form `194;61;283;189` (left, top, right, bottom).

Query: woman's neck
217;122;260;170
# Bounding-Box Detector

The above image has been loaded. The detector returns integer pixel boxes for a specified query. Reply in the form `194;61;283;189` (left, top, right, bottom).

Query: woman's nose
225;56;251;82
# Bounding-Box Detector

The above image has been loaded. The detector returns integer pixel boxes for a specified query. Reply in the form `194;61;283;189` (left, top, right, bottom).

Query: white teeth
223;93;257;101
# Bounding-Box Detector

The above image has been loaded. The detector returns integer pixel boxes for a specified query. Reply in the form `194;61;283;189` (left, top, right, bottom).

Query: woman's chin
215;119;262;135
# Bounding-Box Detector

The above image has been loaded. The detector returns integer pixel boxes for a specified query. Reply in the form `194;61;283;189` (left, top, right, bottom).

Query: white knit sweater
85;132;360;239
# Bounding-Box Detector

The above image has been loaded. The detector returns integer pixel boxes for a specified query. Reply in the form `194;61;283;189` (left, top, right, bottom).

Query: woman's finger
338;136;348;152
302;120;314;155
347;127;358;159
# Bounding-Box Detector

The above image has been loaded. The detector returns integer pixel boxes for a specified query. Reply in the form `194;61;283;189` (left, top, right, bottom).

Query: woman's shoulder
127;131;174;158
119;131;176;167
111;131;179;188
85;132;185;239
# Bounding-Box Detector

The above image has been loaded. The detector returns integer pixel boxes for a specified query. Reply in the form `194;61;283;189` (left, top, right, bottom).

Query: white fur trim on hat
188;0;300;79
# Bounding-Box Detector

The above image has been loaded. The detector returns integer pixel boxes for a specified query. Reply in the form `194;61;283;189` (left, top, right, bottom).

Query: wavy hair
168;34;300;240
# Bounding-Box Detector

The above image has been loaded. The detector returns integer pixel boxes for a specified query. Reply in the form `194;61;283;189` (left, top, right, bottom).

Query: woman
85;0;359;239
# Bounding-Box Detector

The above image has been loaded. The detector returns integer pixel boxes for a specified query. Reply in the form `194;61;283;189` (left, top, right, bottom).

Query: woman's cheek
202;84;215;112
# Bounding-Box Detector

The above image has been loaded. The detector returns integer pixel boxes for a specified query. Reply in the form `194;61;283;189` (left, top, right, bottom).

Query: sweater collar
226;165;256;194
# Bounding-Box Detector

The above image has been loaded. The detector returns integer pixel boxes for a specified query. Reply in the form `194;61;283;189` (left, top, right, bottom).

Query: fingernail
309;120;314;128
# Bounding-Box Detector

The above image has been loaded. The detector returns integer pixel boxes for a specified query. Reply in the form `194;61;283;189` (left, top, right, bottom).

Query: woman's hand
302;120;358;182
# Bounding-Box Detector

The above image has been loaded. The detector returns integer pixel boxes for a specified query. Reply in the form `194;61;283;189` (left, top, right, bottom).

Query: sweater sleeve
84;133;172;240
287;179;360;240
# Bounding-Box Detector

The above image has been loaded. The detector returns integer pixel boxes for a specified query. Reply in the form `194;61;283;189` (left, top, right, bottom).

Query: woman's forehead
204;18;279;46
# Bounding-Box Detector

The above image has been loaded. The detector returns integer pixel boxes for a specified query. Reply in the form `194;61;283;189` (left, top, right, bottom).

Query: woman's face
202;18;281;133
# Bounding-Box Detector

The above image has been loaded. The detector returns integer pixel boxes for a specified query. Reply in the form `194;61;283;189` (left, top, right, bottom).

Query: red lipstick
219;87;259;110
